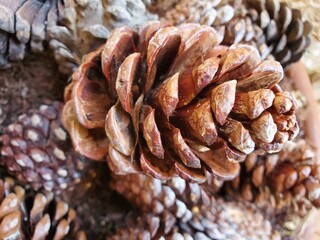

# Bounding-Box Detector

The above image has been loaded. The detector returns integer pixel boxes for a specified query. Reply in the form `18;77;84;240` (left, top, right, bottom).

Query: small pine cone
110;173;281;239
0;0;157;73
0;101;87;194
160;0;311;67
224;139;320;211
0;177;86;239
63;22;299;183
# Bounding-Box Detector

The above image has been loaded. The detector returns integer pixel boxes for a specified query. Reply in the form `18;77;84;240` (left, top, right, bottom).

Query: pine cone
110;173;281;239
0;0;157;74
0;177;86;239
223;139;320;211
0;101;87;194
62;22;299;183
160;0;311;67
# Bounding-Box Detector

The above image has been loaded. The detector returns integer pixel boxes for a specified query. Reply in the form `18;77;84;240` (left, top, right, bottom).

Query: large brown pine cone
160;0;311;67
63;22;299;183
0;177;86;239
222;139;320;210
0;101;88;194
0;0;157;73
110;173;281;239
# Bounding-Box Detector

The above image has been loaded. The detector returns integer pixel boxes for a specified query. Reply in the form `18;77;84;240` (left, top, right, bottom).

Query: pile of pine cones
0;0;319;239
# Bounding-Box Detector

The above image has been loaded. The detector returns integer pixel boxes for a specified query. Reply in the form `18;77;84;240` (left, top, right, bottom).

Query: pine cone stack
160;0;311;67
0;0;157;73
0;101;87;194
110;173;281;239
63;21;299;183
0;177;86;239
222;139;320;212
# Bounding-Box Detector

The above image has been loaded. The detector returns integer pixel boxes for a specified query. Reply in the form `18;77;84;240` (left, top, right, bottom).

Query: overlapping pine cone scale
0;101;88;194
220;139;320;210
160;0;311;67
62;22;299;182
110;173;281;239
0;177;86;239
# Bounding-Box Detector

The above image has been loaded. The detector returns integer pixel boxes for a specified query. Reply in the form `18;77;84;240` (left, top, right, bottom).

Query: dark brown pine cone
0;0;157;73
0;101;88;194
160;0;311;67
222;139;320;211
0;177;86;239
110;173;281;239
62;21;299;183
243;0;312;67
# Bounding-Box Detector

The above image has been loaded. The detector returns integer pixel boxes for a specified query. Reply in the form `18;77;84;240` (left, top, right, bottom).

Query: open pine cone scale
63;22;299;183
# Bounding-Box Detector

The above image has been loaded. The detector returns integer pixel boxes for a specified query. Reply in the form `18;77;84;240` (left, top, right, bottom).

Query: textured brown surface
62;22;299;184
0;1;318;239
62;162;132;240
0;53;65;132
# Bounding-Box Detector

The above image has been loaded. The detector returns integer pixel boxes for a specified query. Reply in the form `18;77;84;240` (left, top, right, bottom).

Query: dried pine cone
110;173;281;239
0;0;157;73
0;177;86;239
222;139;320;211
160;0;311;67
63;22;299;183
0;101;87;194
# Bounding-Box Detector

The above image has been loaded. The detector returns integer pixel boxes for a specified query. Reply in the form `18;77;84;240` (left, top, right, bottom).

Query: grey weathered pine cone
0;177;86;239
0;101;88;194
110;173;281;239
156;0;311;67
0;0;157;73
